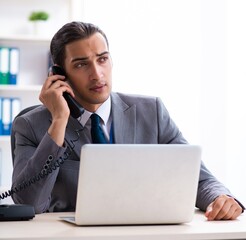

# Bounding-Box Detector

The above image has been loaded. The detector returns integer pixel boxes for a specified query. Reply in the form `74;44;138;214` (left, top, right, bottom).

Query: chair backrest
11;105;41;165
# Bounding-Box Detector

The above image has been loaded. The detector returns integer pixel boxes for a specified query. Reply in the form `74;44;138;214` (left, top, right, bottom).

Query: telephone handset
51;65;84;118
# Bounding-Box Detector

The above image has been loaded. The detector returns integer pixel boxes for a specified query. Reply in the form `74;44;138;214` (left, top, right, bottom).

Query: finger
39;83;74;105
205;203;213;218
205;196;229;220
219;201;242;220
49;85;75;99
49;80;70;90
60;86;75;97
42;75;66;90
229;206;243;220
222;208;237;220
39;85;73;107
54;82;75;97
45;80;74;98
213;200;232;220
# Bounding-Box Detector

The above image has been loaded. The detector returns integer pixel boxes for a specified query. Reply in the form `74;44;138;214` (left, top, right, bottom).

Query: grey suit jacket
11;92;236;213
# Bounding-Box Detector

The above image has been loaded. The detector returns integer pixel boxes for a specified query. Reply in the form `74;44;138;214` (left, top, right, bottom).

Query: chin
96;94;110;104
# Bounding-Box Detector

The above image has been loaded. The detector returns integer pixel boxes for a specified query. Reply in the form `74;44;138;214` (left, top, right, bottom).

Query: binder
0;97;2;135
11;98;21;125
2;98;11;135
0;47;10;85
9;48;20;85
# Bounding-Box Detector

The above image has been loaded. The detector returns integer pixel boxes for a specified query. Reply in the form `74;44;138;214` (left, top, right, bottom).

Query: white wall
226;0;246;204
200;0;227;183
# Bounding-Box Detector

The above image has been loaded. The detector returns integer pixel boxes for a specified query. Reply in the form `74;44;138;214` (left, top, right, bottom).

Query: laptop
62;144;201;225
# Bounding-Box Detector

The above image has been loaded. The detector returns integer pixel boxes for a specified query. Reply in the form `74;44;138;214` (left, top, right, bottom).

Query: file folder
0;47;10;85
11;98;21;124
9;48;19;85
2;98;11;135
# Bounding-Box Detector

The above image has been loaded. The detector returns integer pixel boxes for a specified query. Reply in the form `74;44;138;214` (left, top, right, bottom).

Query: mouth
89;83;106;92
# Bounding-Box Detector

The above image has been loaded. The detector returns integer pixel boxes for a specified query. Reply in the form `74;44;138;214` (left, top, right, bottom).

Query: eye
74;62;87;68
98;56;108;63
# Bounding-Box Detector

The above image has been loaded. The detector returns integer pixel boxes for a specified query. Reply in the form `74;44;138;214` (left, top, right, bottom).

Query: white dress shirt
78;96;112;141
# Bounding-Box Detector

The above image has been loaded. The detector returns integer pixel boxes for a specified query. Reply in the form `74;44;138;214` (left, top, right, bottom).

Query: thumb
205;203;213;217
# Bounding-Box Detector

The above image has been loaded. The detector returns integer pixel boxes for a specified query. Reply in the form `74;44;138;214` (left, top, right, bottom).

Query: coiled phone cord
0;128;82;200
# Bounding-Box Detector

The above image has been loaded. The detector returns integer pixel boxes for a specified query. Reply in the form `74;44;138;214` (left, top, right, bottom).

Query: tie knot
90;113;101;126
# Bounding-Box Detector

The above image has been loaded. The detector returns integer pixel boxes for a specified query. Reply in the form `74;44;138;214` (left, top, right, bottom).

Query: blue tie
90;114;107;144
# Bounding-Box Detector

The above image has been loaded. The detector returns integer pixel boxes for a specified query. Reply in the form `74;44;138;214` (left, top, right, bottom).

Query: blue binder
2;98;11;135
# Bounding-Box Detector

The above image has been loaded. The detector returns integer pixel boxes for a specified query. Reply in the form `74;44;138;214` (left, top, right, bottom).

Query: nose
89;63;103;80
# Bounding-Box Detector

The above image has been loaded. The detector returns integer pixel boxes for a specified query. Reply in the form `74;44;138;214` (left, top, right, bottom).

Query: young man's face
64;32;112;112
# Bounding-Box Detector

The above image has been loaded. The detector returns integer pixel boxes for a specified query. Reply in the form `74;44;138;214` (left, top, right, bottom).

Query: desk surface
0;210;246;240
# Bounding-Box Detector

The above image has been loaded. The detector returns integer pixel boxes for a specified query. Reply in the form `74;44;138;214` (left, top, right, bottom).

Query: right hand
39;72;74;121
205;195;243;221
39;73;75;146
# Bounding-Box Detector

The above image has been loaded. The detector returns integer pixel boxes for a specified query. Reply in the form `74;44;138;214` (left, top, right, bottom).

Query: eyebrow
71;51;109;63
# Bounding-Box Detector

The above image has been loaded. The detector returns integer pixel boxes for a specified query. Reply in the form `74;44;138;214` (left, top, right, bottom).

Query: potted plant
28;11;49;35
29;11;49;21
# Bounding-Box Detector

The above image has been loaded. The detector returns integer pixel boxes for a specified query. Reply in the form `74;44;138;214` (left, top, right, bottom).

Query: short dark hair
50;21;109;68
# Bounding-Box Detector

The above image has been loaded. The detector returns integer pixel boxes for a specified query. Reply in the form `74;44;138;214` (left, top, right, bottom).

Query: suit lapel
57;92;136;156
111;93;136;143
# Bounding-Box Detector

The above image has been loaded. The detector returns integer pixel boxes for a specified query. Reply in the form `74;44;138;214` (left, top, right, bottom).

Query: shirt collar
79;96;111;127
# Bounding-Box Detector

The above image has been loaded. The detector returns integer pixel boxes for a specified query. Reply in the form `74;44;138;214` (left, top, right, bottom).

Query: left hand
205;195;243;220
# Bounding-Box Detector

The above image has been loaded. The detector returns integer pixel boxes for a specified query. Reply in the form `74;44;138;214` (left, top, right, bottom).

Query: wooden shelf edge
0;136;10;142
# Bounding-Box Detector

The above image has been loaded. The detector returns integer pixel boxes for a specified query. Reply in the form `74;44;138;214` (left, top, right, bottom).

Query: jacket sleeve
11;115;67;213
196;162;245;211
156;97;245;212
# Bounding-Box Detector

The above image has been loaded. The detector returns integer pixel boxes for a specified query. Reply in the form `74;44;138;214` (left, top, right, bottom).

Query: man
11;21;244;220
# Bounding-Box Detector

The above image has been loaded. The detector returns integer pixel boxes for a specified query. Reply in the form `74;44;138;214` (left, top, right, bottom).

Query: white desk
0;210;246;240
